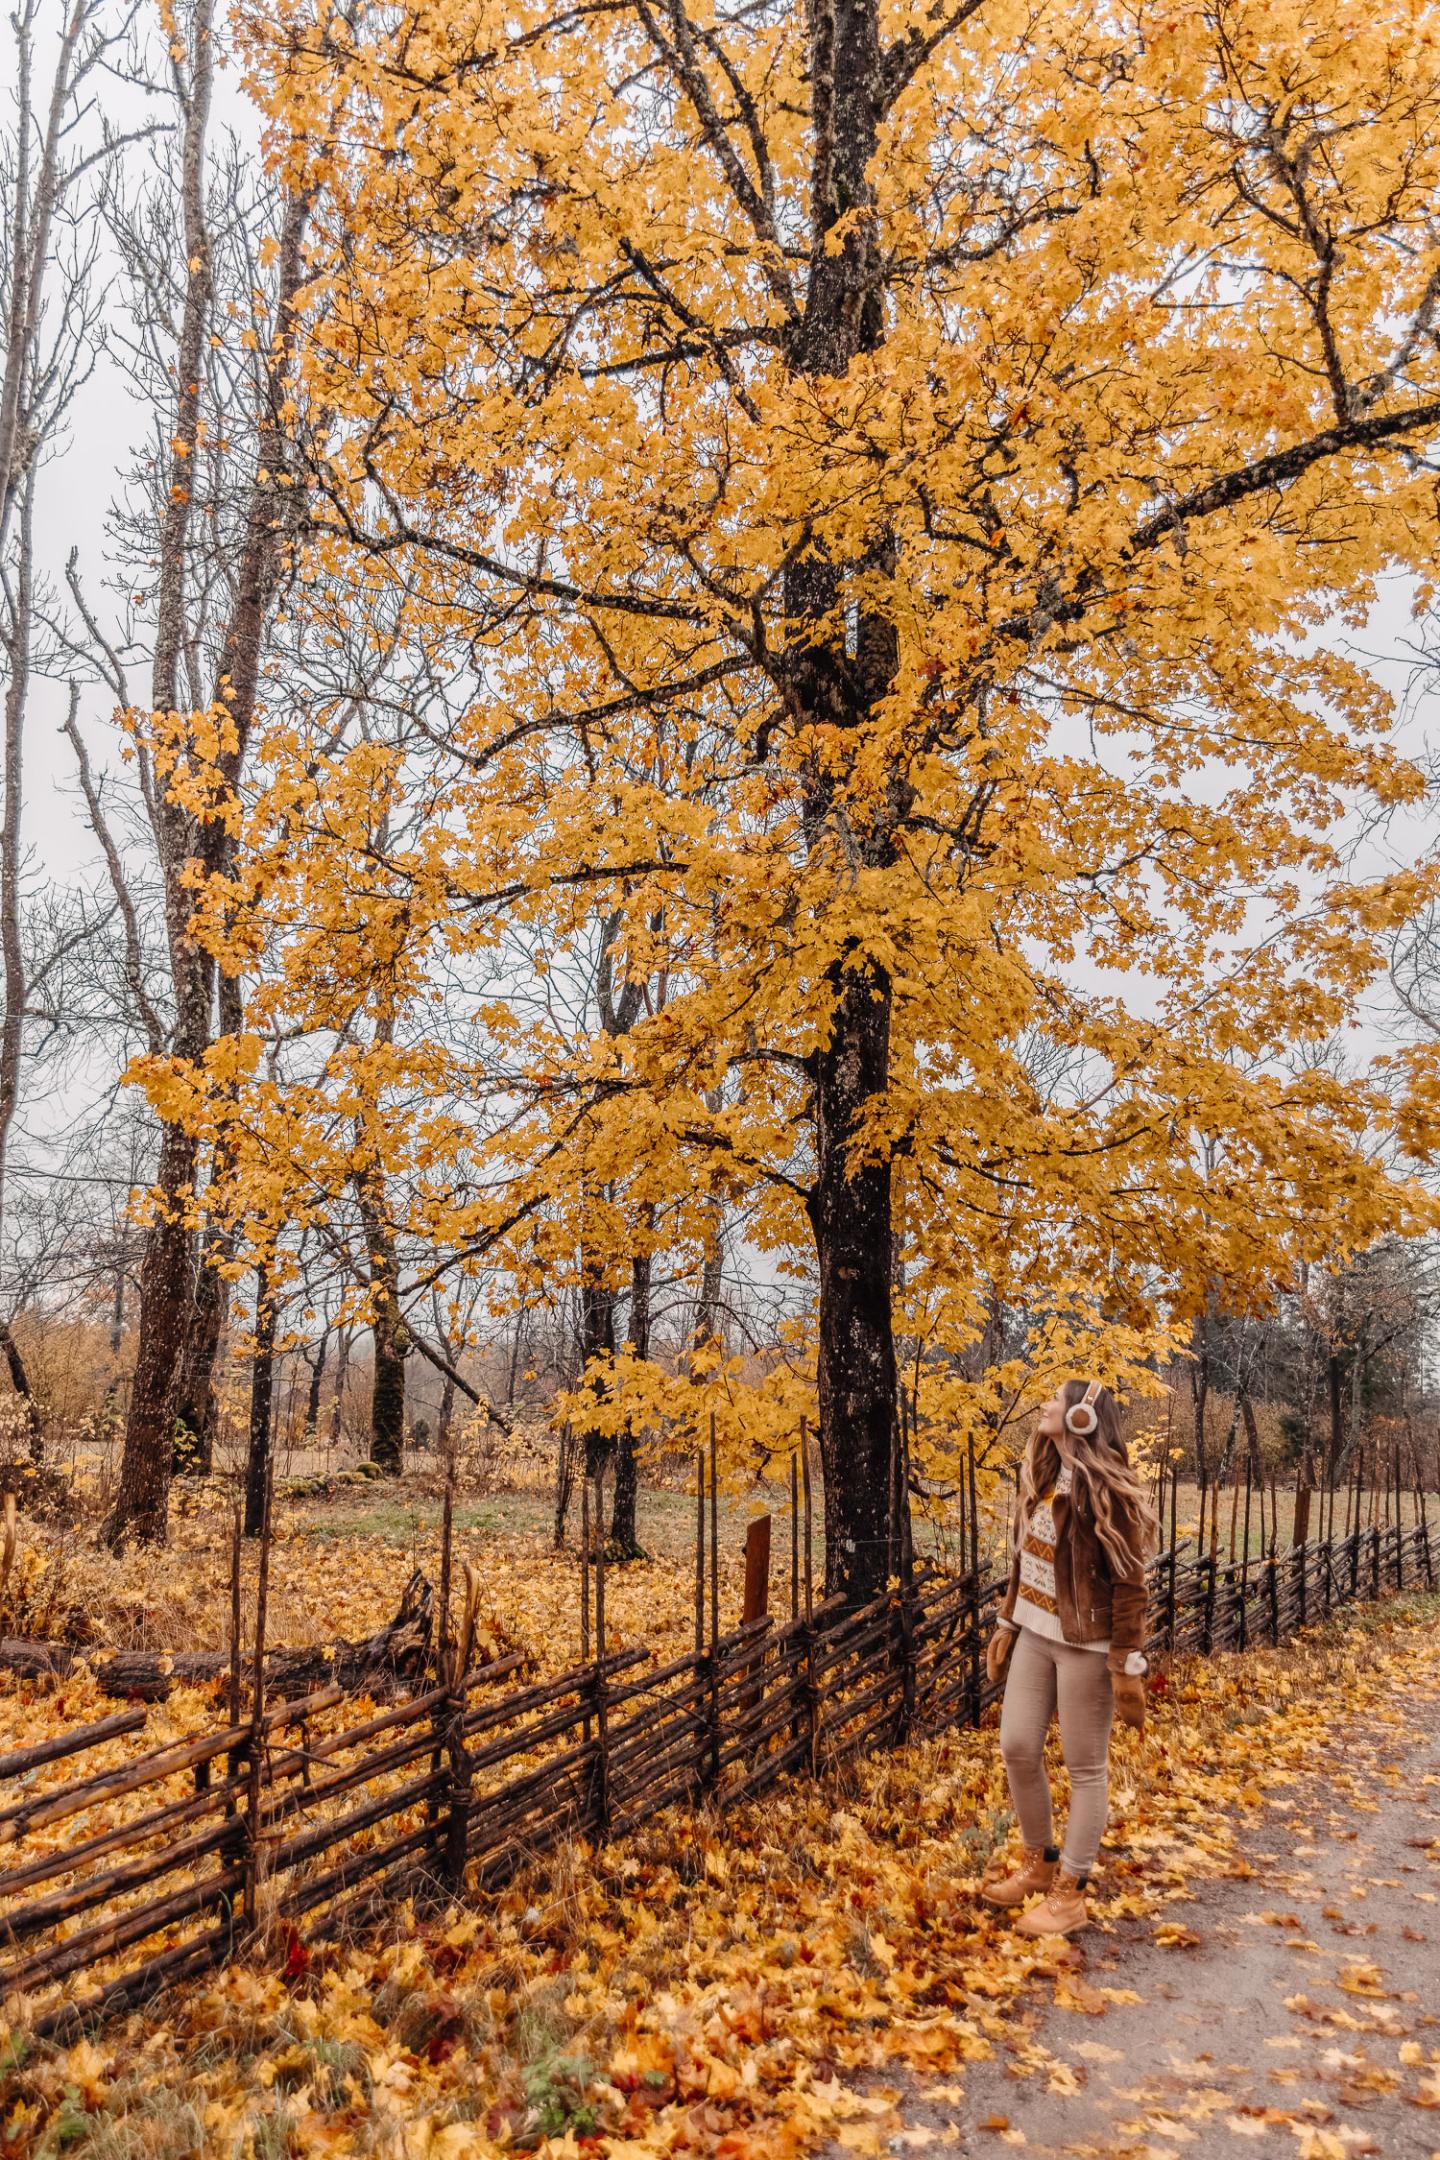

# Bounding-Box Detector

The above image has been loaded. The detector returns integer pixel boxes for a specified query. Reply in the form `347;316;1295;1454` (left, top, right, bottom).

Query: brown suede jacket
998;1481;1148;1674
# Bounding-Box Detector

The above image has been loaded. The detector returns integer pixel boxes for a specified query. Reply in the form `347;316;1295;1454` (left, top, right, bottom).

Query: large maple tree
215;0;1440;1593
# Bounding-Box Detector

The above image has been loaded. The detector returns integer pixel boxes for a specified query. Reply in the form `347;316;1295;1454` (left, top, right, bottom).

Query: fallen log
0;1572;437;1702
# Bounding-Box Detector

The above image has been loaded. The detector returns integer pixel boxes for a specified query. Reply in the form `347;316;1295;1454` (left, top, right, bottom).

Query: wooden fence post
1237;1459;1253;1650
709;1416;720;1650
695;1448;706;1654
223;1507;244;1838
241;1457;274;1938
591;1471;611;1839
1417;1475;1434;1589
580;1473;592;1748
743;1515;771;1628
227;1506;243;1734
741;1514;771;1724
1165;1456;1179;1651
444;1564;481;1893
897;1403;917;1737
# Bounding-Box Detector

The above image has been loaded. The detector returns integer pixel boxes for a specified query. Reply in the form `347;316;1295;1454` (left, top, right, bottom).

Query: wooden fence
2;1458;1435;2043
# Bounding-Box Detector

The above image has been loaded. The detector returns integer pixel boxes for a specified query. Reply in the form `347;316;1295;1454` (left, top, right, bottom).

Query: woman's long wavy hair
1015;1380;1160;1581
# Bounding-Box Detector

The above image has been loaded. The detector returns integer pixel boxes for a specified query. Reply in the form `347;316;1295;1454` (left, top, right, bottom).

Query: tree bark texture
807;970;897;1601
370;1311;407;1474
609;1246;651;1560
112;1120;202;1545
785;0;905;1601
243;1270;277;1538
576;1272;614;1487
173;1232;228;1476
355;1169;408;1474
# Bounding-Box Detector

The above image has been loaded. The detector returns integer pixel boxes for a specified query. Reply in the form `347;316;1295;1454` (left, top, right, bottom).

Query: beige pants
999;1626;1115;1875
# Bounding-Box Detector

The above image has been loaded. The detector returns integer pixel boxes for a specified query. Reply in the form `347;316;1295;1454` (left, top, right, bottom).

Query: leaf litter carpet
3;1599;1438;2159
829;1604;1440;2160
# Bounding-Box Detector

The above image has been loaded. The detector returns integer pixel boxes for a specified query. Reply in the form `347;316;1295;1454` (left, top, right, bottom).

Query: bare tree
53;1;310;1542
0;0;144;1453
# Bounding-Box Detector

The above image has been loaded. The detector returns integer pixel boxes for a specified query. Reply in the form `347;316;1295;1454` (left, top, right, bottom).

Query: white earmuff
1063;1381;1102;1437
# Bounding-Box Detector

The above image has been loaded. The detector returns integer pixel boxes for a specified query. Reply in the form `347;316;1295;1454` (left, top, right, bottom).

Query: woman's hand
985;1625;1016;1686
1112;1672;1146;1732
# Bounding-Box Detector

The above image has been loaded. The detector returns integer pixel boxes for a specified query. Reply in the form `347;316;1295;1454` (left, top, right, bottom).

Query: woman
981;1378;1157;1937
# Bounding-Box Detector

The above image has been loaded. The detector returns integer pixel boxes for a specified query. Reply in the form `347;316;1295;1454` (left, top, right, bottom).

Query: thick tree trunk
611;1425;639;1555
610;1246;651;1560
576;1272;614;1487
108;1118;202;1546
807;969;898;1600
1191;1320;1210;1490
355;1188;408;1474
173;1231;229;1476
354;1187;408;1475
782;0;906;1602
243;1270;277;1537
370;1306;407;1474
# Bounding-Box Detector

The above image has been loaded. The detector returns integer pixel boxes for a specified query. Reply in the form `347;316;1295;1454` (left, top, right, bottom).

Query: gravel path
852;1656;1440;2158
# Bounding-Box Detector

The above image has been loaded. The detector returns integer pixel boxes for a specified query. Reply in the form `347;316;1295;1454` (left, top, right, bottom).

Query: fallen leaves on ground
4;1593;1439;2158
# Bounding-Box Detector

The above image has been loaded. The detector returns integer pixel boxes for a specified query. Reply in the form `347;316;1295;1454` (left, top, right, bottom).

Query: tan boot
980;1845;1057;1909
1013;1867;1090;1937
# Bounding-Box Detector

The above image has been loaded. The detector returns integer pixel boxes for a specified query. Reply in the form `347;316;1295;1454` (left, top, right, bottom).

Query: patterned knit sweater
1009;1464;1109;1651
